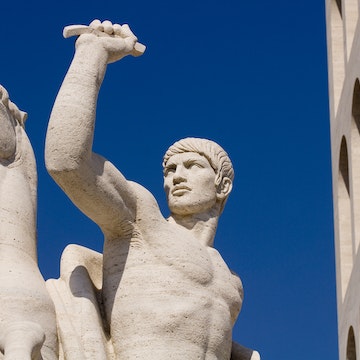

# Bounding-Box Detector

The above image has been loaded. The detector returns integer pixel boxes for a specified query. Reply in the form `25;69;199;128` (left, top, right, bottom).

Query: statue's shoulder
128;181;158;204
128;181;165;222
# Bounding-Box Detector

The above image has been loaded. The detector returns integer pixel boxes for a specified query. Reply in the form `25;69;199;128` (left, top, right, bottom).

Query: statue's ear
217;177;232;200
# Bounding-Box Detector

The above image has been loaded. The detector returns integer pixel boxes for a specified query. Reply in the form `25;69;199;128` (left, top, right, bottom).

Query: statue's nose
172;166;187;185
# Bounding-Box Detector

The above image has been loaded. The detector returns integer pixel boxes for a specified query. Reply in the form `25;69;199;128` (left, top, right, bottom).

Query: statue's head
163;137;234;215
0;85;27;128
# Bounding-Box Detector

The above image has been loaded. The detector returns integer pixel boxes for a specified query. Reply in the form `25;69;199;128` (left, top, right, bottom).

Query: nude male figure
45;20;259;360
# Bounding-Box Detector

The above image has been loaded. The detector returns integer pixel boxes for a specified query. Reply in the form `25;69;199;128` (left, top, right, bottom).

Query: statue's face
163;152;218;216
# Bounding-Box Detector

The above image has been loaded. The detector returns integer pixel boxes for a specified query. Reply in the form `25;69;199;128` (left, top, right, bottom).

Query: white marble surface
0;85;58;359
45;20;259;360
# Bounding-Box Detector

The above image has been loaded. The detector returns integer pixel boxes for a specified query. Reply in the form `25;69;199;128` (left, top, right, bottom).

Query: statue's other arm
45;20;139;234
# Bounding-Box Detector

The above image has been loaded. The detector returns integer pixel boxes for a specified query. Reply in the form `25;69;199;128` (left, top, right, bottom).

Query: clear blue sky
1;0;336;359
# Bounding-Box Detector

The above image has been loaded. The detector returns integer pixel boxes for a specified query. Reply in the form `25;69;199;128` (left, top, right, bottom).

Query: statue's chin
168;198;218;218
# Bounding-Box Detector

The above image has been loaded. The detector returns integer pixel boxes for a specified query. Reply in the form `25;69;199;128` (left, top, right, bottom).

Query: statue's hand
75;19;139;63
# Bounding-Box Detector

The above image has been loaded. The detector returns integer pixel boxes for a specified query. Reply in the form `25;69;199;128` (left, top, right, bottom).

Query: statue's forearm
45;43;108;172
45;27;140;231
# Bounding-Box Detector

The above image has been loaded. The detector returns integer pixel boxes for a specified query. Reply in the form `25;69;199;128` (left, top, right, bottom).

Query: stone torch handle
63;25;146;57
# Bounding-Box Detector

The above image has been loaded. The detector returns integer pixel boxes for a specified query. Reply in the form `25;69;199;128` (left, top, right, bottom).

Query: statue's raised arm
45;20;145;234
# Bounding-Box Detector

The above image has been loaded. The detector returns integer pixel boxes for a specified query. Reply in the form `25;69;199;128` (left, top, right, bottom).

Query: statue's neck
168;210;220;248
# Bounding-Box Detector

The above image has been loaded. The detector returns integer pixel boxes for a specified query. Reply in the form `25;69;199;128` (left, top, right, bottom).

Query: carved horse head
0;85;27;161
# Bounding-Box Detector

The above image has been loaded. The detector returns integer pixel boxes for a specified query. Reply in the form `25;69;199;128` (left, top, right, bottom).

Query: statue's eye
187;161;203;169
164;166;176;176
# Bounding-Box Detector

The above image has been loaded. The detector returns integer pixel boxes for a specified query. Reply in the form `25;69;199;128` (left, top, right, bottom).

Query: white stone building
326;0;360;358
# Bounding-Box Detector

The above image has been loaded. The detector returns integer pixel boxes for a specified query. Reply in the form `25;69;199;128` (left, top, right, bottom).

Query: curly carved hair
163;137;234;187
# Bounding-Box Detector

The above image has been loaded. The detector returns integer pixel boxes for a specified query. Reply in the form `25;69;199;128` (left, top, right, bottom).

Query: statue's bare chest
103;227;242;323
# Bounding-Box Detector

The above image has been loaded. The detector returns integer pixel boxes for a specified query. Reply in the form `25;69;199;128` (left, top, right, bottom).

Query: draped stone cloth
46;245;115;360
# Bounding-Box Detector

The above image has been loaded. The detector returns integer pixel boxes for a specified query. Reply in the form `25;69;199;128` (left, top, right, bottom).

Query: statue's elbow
45;146;82;178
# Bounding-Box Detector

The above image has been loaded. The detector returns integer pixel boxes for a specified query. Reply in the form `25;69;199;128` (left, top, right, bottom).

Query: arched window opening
347;326;356;360
340;138;350;193
336;0;342;17
338;137;353;300
335;0;342;17
351;79;360;252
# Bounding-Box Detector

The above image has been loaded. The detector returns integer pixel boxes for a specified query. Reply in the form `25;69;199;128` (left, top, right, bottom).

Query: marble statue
44;19;259;360
0;85;58;359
